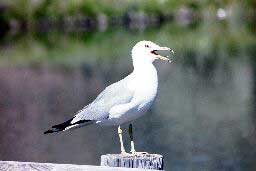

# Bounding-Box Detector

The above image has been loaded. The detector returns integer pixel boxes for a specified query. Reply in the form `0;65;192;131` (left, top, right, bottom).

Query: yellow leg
118;125;129;155
129;124;136;154
129;124;149;155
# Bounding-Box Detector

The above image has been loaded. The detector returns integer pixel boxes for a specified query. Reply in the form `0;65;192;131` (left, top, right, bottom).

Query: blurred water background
0;0;256;170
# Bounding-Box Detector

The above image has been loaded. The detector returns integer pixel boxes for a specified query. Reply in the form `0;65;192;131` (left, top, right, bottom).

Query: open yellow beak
153;47;174;63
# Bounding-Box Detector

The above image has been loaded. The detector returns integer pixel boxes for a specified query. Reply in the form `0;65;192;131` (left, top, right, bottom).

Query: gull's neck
132;57;157;78
132;53;155;71
133;61;155;73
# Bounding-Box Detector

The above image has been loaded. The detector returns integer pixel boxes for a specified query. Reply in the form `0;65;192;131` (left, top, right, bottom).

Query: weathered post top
101;153;164;170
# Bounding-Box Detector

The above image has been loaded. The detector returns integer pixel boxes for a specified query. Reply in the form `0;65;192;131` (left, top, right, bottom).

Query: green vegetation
1;0;254;23
1;0;166;21
0;19;254;66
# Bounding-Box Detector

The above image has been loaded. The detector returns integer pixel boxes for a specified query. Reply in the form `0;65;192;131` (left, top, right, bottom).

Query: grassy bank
0;0;254;33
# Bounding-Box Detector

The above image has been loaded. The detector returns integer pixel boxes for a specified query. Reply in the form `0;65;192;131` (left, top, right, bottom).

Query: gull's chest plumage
124;65;158;121
132;66;158;106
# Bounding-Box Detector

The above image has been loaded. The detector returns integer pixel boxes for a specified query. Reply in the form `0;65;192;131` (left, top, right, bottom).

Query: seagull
44;40;174;155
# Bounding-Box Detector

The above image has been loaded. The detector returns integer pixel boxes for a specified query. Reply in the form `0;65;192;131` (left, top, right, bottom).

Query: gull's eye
145;44;149;48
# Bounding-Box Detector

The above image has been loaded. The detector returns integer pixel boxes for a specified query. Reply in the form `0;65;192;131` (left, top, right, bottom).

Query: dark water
0;22;256;171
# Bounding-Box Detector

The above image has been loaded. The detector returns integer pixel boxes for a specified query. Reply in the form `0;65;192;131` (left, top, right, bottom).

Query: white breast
125;64;158;118
131;64;158;106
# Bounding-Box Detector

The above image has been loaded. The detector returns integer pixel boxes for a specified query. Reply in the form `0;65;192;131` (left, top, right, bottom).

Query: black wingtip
44;130;54;134
44;119;92;135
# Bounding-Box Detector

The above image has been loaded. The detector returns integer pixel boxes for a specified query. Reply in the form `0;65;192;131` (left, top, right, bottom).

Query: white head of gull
131;40;172;67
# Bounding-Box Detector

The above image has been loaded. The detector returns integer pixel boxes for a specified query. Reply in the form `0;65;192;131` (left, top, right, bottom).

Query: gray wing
71;75;134;123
